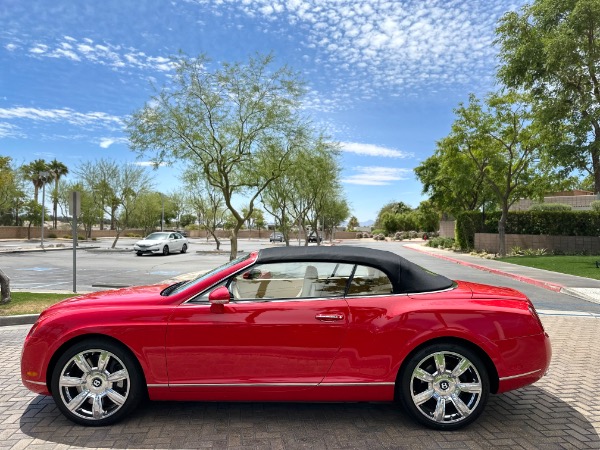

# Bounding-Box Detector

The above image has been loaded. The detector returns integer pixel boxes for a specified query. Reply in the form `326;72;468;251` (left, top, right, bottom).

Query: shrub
592;200;600;212
47;232;57;239
371;229;386;236
356;232;363;239
373;233;386;241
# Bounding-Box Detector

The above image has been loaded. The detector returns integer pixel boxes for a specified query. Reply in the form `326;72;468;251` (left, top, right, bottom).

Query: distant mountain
362;219;374;227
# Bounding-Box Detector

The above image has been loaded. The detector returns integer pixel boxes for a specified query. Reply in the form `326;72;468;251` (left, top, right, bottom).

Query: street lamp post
39;171;49;249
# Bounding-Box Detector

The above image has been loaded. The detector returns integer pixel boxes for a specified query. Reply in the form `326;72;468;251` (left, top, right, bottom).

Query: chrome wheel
51;340;144;426
58;349;130;421
400;344;489;430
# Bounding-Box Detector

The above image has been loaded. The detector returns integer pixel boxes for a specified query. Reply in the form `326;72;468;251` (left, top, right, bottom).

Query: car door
165;261;352;392
169;233;181;252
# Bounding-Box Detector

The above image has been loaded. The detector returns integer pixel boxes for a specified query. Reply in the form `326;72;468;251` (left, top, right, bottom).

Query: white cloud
5;43;18;52
24;37;176;72
341;142;413;158
191;0;512;97
0;122;25;139
134;161;168;167
99;137;128;148
342;166;413;185
0;107;124;128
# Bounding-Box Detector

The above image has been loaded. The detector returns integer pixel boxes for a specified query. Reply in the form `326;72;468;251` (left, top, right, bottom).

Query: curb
0;314;38;326
405;244;565;293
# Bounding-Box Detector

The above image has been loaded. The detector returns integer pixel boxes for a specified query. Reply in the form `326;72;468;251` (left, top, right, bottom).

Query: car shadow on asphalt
20;386;598;449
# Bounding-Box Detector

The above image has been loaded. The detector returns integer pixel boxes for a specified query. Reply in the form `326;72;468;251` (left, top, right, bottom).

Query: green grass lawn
0;292;74;316
497;255;600;280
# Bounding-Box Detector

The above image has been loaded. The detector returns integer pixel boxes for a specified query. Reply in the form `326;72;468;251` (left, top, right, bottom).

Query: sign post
69;191;81;293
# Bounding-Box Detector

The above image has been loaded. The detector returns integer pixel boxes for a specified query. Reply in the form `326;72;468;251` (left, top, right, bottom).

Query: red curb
406;245;564;293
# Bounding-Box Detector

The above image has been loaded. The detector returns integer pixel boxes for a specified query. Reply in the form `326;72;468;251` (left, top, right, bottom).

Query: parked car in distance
269;232;284;242
307;231;322;243
133;231;188;256
21;246;551;430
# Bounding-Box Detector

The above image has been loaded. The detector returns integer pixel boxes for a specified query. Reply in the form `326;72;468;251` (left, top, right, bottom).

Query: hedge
455;210;600;250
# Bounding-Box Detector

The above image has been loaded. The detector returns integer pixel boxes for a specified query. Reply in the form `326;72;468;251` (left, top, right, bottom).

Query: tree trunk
208;230;221;250
0;269;10;304
111;229;122;248
497;205;509;257
229;227;239;261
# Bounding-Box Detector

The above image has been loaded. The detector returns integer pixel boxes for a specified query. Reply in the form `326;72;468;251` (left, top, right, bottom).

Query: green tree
75;159;119;230
496;0;600;192
130;192;164;235
375;201;412;230
183;170;227;250
415;200;440;232
127;53;307;260
21;159;51;204
414;148;492;217
58;181;103;239
47;159;69;229
445;91;550;255
347;216;359;231
77;160;154;247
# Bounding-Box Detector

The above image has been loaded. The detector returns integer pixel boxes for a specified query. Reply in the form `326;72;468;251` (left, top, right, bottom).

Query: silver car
134;232;189;256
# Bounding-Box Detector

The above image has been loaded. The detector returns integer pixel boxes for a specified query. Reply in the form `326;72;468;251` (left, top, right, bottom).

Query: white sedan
133;232;189;256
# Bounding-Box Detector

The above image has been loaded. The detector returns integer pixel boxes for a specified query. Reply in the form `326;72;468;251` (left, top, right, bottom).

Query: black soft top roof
255;246;453;294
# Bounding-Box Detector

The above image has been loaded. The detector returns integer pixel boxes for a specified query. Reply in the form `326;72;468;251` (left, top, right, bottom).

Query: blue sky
0;0;524;224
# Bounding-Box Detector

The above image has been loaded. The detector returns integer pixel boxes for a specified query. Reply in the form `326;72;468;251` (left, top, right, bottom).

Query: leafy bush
456;210;600;251
47;232;57;239
592;200;600;212
371;229;386;236
426;237;455;249
373;234;386;241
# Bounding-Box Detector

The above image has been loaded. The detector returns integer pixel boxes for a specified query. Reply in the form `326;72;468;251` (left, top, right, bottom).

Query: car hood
42;284;170;314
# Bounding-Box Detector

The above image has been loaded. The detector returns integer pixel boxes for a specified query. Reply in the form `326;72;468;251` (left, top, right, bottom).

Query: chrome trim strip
148;382;395;388
25;380;46;386
499;369;542;381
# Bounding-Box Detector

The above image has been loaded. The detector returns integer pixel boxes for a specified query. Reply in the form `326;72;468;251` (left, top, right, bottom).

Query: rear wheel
162;245;169;256
136;251;142;256
50;339;145;426
399;343;489;430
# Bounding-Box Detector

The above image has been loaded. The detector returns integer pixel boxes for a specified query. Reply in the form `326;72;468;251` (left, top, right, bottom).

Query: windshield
145;233;169;240
166;253;252;296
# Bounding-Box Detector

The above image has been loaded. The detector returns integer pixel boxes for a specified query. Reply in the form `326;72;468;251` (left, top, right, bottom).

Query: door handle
315;313;345;322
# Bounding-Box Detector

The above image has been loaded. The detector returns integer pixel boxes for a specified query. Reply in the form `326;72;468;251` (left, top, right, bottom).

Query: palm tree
47;159;69;229
21;159;50;204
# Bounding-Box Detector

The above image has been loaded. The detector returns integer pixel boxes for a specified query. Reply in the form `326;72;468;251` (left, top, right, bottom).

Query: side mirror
208;286;231;304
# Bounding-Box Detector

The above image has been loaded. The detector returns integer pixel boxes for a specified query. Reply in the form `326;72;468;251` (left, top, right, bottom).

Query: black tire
180;244;187;254
399;343;489;431
50;339;145;426
162;245;169;256
136;251;142;256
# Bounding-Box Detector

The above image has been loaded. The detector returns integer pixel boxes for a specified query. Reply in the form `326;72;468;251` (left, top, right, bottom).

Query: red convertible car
21;246;551;430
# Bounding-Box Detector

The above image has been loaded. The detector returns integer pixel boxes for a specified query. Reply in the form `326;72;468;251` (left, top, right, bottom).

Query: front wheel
399;343;489;430
162;245;169;256
180;244;187;254
50;339;145;426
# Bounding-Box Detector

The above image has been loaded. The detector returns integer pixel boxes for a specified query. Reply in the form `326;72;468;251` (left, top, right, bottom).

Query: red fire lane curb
406;245;564;293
